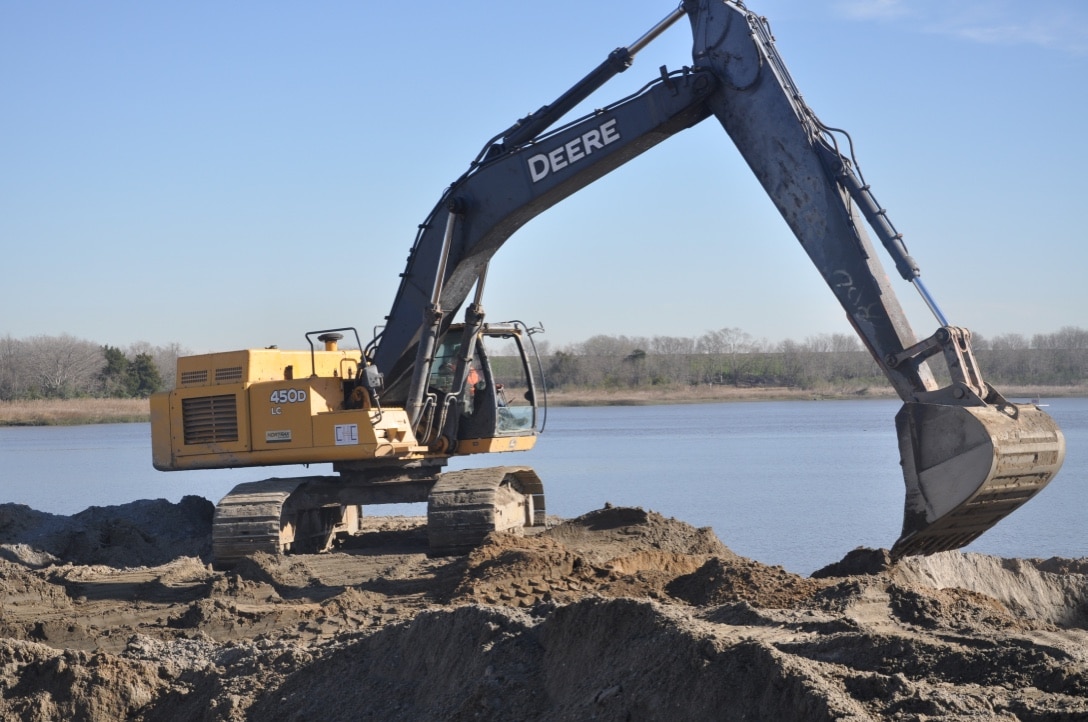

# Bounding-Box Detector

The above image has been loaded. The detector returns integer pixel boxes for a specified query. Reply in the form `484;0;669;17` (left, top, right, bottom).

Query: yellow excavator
151;0;1065;567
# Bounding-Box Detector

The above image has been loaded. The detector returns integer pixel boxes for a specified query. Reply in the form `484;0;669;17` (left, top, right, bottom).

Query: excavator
150;0;1065;567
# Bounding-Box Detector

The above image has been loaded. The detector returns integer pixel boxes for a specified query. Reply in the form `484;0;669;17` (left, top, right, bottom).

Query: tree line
3;326;1086;401
0;335;186;401
533;326;1088;391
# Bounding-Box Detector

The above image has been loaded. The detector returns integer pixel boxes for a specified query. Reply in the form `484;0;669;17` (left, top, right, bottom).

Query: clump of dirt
3;499;1088;721
668;556;828;608
812;547;894;578
887;583;1029;631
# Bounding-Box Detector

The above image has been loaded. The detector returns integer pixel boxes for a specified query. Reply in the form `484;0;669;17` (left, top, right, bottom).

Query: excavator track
210;467;546;566
427;466;546;556
211;476;355;568
212;478;311;567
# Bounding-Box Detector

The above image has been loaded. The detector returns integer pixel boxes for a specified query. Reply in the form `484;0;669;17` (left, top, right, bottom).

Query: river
2;398;1085;574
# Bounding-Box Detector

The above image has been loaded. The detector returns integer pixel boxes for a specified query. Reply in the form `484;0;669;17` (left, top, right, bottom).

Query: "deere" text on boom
527;118;621;183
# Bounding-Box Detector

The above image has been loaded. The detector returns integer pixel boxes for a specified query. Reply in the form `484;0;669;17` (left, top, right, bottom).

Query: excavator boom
373;0;1063;557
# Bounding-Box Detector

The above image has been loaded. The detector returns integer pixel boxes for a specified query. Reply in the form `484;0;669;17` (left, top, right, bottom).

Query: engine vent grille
180;370;208;386
182;394;239;445
215;366;243;383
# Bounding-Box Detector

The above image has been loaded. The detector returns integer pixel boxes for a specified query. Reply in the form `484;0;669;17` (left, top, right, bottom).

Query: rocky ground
2;498;1088;721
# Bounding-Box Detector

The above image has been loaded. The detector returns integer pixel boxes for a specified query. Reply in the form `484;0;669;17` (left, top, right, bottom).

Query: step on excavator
150;0;1065;567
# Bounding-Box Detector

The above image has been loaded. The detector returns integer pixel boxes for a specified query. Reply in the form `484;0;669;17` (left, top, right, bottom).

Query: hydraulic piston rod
497;6;688;151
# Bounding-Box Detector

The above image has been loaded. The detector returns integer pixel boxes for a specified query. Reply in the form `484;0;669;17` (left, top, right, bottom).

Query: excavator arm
682;0;1064;556
370;0;1064;557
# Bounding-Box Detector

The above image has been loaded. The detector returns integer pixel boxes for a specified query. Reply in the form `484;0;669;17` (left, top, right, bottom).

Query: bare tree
648;335;696;385
1031;327;1086;350
775;338;809;386
0;335;28;400
22;334;104;398
576;335;645;386
991;333;1029;350
696;327;755;386
1029;327;1088;384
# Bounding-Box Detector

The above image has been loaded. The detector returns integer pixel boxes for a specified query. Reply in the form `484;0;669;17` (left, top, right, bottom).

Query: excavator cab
417;323;543;456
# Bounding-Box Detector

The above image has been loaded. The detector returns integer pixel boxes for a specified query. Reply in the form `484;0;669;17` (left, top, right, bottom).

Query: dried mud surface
2;498;1088;721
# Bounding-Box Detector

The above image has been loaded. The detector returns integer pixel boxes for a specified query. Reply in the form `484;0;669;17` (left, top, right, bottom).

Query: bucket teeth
891;402;1065;559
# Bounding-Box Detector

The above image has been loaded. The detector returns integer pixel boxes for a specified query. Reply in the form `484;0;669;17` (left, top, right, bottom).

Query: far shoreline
1;384;1081;426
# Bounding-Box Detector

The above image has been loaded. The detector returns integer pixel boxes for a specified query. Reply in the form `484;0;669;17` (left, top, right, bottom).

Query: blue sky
2;0;1086;354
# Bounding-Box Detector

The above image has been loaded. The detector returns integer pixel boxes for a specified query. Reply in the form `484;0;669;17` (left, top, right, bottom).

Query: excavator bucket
891;401;1065;559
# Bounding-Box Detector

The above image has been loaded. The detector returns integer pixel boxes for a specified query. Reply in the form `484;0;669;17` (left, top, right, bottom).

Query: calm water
2;398;1085;574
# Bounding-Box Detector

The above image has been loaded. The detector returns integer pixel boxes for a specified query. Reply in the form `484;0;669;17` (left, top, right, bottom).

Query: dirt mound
541;505;732;562
812;547;894;578
243;599;876;722
893;551;1088;628
0;637;182;722
452;506;731;606
886;583;1029;632
0;496;213;568
2;502;1088;720
668;556;828;608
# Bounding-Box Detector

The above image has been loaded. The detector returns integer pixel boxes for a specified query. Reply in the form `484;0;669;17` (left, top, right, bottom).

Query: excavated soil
2;499;1088;721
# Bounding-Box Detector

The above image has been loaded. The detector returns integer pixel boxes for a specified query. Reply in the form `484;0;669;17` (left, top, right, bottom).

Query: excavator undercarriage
209;465;546;567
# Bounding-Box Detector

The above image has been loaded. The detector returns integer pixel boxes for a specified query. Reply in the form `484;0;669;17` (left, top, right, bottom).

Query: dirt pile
0;496;213;568
451;507;729;607
2;499;1088;721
